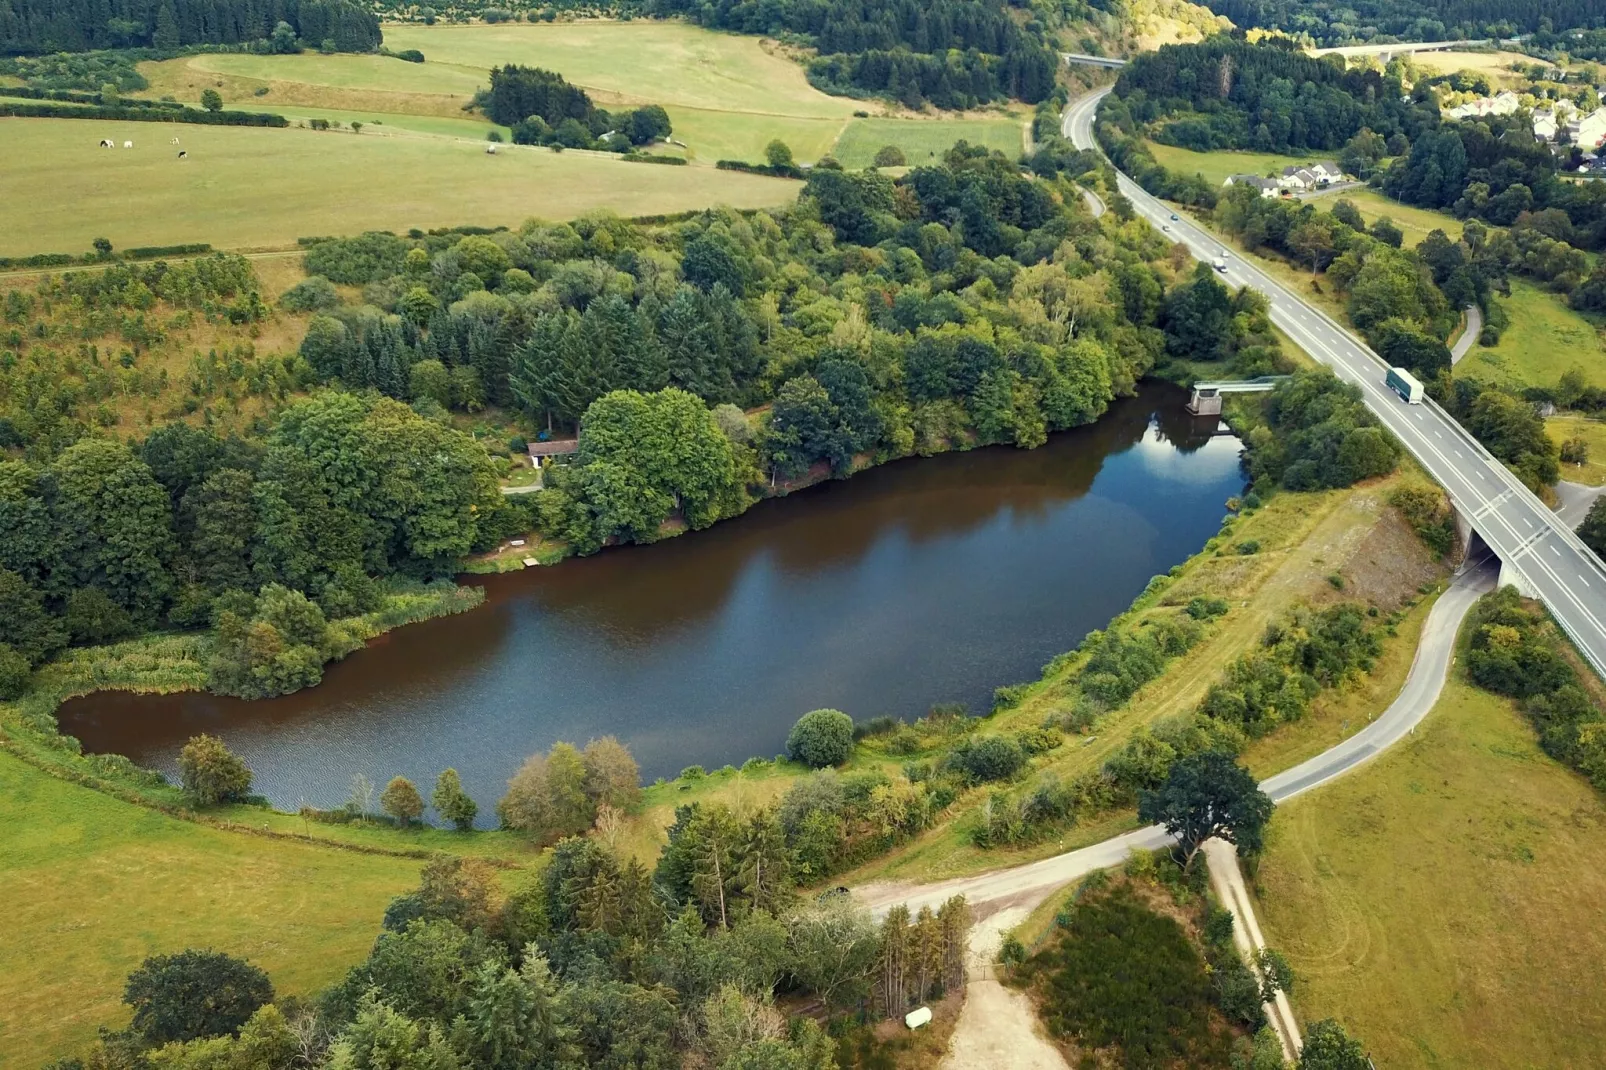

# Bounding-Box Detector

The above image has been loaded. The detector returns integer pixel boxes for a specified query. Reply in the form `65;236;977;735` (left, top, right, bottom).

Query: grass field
0;749;423;1064
1305;186;1464;246
384;22;855;119
1254;674;1606;1067
1460;279;1606;392
1548;414;1606;486
133;22;1015;166
831;116;1025;169
1145;141;1316;188
0;118;800;255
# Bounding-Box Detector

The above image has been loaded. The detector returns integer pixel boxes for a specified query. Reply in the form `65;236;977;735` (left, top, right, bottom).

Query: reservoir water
60;384;1244;818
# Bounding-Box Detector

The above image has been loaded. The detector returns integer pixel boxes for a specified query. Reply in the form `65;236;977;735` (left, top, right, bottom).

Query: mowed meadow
0;117;799;255
0;20;1029;256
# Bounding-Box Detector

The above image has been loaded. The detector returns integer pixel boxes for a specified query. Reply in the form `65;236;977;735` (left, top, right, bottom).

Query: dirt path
939;906;1070;1070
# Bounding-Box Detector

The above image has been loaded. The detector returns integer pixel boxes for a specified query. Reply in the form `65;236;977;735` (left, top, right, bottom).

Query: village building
1224;174;1280;197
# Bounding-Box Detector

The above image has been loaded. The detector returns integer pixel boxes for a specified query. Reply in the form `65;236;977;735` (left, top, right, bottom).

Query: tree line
483;65;672;151
1112;38;1439;155
0;0;381;55
1197;0;1602;48
0;387;513;700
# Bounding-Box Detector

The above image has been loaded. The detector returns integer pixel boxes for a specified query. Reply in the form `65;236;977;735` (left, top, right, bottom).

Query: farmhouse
1276;161;1342;191
527;439;579;467
1225;174;1280;197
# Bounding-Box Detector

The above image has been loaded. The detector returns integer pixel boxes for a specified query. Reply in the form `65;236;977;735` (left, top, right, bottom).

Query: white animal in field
123;140;133;148
171;137;180;145
486;143;498;154
100;138;113;148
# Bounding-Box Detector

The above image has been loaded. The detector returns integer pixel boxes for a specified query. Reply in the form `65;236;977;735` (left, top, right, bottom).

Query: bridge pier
1497;557;1542;598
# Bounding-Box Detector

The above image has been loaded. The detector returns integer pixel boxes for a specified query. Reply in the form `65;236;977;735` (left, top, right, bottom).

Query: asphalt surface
861;562;1496;917
1063;86;1606;682
1450;304;1482;365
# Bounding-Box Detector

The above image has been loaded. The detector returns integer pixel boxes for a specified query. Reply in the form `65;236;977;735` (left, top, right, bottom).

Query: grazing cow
123;140;133;149
486;143;498;155
100;139;113;148
171;137;180;145
178;151;187;160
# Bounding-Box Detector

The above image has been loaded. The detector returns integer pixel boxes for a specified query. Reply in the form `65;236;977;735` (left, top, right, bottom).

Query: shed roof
528;440;580;457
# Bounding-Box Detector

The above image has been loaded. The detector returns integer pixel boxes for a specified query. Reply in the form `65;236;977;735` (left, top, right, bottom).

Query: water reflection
60;384;1242;818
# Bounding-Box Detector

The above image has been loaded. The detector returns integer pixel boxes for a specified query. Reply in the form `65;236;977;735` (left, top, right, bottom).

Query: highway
1063;86;1606;682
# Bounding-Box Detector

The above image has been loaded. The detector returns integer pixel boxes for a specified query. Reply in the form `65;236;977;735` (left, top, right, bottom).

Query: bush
0;642;30;699
177;733;252;805
1236;540;1260;555
1186;596;1230;620
278;274;340;312
947;735;1027;783
787;709;855;768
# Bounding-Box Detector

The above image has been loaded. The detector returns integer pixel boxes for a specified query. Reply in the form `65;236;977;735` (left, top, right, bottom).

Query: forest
650;0;1064;107
1196;0;1603;47
1111;38;1440;155
0;142;1309;706
0;0;381;55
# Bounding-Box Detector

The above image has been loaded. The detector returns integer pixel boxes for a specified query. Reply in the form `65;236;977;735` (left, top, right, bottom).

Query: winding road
860;562;1496;917
1451;304;1482;365
1061;87;1606;684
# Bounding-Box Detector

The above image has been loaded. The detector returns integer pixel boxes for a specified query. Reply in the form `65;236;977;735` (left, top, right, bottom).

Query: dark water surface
60;384;1243;817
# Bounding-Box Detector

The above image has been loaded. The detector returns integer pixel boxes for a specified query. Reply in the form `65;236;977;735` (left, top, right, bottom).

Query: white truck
1212;256;1227;272
1386;366;1424;404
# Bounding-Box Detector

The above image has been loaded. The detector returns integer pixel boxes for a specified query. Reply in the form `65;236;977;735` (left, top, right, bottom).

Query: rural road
1451;304;1482;365
1556;480;1605;527
1061;86;1606;683
859;561;1496;918
1078;184;1106;218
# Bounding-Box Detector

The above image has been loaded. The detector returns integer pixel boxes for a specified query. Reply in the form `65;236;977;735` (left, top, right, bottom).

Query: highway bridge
1064;86;1606;681
1061;52;1127;69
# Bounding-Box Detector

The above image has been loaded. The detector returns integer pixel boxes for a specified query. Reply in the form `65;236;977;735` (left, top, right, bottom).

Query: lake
59;384;1244;819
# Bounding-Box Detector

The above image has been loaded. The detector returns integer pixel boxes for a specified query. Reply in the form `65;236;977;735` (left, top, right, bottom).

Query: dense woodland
0;143;1312;705
652;0;1065;107
0;0;381;54
1197;0;1602;47
1113;39;1441;155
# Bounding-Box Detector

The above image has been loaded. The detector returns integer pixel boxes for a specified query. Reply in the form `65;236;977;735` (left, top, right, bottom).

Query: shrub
947;735;1027;783
124;950;273;1044
1028;886;1228;1066
787;709;855;768
873;144;907;167
1236;539;1260;555
177;733;252;805
0;642;30;699
1186;596;1230;620
278;274;340;312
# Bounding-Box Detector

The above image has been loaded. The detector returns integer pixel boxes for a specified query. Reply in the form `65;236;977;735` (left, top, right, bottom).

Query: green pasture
191;51;485;96
1255;674;1606;1068
1460;279;1606;391
382;21;857;119
1548;414;1606;485
1305;186;1464;246
1144;140;1315;188
0;117;800;255
830;116;1025;168
0;749;422;1065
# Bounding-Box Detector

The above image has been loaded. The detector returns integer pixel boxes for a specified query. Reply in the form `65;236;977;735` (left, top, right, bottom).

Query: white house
1445;90;1520;120
1569;108;1606;151
1225;174;1279;198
